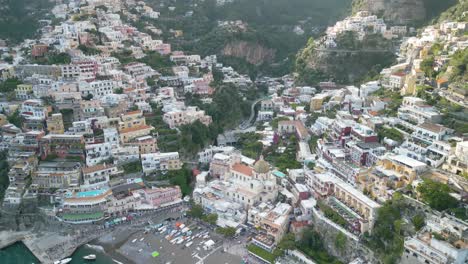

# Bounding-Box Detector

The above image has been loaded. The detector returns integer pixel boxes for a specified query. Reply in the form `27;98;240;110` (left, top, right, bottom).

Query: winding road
239;96;270;130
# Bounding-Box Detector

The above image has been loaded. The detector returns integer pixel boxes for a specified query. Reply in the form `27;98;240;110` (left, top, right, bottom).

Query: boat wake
85;244;105;252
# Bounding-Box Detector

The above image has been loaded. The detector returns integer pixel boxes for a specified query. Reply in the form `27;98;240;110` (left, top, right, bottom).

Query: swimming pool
67;189;108;198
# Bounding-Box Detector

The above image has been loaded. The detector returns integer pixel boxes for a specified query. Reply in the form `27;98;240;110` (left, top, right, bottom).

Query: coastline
90;227;138;264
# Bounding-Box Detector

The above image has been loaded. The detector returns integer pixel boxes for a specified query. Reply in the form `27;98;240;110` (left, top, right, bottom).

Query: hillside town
0;0;467;264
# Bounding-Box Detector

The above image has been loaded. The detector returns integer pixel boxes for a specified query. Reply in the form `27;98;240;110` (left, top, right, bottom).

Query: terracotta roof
291;220;309;228
124;110;142;115
419;122;446;133
232;163;253;176
119;125;153;134
82;164;110;174
392;72;406;77
436;77;448;84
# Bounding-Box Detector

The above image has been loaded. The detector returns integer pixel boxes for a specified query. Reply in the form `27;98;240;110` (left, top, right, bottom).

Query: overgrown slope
0;0;53;42
351;0;458;25
146;0;352;77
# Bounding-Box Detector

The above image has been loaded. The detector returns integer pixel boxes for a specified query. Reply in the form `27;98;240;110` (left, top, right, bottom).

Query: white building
141;152;181;173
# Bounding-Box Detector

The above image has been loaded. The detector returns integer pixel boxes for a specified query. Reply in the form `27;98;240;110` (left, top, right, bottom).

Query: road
314;47;393;53
239;96;269;130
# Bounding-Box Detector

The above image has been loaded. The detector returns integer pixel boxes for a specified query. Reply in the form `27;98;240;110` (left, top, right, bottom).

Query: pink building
137;186;182;207
155;43;171;55
73;60;98;82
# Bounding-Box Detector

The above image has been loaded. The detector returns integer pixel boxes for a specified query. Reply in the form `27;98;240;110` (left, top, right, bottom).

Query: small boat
60;258;72;264
83;254;96;260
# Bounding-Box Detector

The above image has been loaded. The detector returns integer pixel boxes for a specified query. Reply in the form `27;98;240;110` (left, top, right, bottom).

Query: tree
203;213;218;225
0;151;10;200
167;167;193;196
7;109;23;128
273;233;297;257
412;214;425;231
188;203;204;218
334;232;347;251
420;56;436;78
216;227;236;237
417;180;459;211
364;193;405;264
0;78;22;93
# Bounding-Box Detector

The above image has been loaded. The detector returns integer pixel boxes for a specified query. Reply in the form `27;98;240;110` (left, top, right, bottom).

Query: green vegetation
237;132;263;159
187;203;205;218
7;109;23;128
112;50;174;74
415;85;468;134
0;151;10;200
417;180;460;212
138;0;351;77
273;233;297;257
216;226;237;238
377;127;404;142
33;52;72;65
296;33;395;85
334;232;347;252
298;228;343;264
318;201;348;228
412;214;426;231
0;0;53;42
203;213;218;225
78;44;102;55
371;88;403;116
0;78;22;93
363;193;426;264
437;0;468;22
166;167;193;196
121;161;143;174
448;48;468;83
247;244;276;263
264;136;302;173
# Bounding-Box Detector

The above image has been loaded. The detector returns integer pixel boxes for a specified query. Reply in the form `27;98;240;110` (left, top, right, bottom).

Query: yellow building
0;114;7;126
46;113;65;134
309;94;328;111
15;84;33;100
379;155;428;186
119;125;154;143
118;110;146;130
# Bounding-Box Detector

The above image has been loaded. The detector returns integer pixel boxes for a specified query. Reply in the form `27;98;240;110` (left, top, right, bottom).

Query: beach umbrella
151;251;160;257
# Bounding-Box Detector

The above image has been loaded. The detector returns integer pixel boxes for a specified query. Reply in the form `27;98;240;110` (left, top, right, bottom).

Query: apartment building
32;161;82;189
248;202;292;245
398;97;442;125
81;164;118;191
141;152;181;173
46;113;65;134
39;134;85;160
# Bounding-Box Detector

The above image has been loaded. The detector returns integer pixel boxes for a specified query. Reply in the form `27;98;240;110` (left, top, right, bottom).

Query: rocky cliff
222;40;276;66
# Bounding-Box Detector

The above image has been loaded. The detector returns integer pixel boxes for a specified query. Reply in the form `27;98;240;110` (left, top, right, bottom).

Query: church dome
253;156;270;174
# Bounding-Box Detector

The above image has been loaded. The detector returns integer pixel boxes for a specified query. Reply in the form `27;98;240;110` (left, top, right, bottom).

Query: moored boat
83;254;96;260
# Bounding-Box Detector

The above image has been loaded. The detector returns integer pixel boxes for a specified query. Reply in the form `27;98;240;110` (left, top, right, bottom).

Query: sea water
0;242;117;264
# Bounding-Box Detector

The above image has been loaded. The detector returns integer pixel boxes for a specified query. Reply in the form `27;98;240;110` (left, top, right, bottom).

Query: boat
60;258;72;264
132;239;137;243
83;254;96;260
